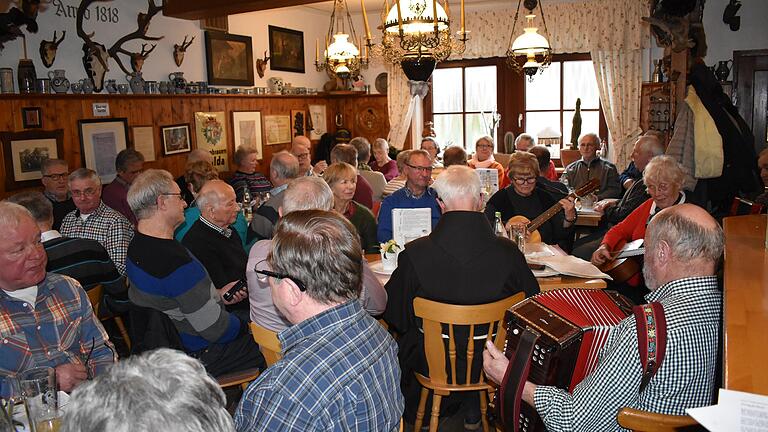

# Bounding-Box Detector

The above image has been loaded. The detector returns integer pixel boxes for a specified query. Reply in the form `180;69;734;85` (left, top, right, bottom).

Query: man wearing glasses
40;158;76;230
376;149;442;243
290;136;327;177
126;169;264;377
563;132;621;200
102;149;145;226
235;209;403;431
60;168;134;276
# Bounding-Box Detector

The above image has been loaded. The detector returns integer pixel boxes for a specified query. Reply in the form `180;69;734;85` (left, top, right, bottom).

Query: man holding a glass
0;201;116;394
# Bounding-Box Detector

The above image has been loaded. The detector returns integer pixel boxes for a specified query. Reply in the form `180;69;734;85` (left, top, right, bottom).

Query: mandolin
506;178;600;243
598;239;645;283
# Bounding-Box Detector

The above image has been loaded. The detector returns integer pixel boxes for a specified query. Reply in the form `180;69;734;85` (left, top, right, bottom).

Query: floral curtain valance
456;0;650;60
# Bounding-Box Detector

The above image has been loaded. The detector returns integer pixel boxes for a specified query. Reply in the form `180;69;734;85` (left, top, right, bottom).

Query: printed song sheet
393;208;432;248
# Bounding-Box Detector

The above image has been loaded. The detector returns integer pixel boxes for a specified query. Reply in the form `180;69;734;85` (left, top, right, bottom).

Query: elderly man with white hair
564;132;621;200
246;176;387;333
383;165;539;428
250;150;301;239
126;170;263;377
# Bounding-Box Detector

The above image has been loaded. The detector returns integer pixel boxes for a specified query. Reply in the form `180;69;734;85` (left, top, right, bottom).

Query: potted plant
379;239;401;272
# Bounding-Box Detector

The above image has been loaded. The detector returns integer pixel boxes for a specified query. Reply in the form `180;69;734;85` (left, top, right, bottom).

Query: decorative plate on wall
375;73;388;94
356;105;385;136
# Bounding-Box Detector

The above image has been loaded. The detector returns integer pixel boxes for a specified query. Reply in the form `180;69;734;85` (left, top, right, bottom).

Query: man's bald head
196;180;238;228
196;180;233;211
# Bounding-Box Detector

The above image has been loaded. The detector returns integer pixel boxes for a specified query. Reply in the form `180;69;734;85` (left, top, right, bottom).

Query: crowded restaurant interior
0;0;767;430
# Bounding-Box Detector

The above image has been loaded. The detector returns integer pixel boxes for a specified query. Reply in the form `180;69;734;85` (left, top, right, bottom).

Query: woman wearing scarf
468;135;510;189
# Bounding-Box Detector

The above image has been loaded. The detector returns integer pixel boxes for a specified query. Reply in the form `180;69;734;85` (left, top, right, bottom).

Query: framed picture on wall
308;105;327;140
268;26;305;73
78;118;129;184
232;111;263;158
21;107;42;128
161;124;192;156
1;129;64;191
290;109;306;138
204;31;255;86
131;125;156;162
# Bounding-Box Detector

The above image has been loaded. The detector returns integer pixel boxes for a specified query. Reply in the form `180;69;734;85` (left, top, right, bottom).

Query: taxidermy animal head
256;50;270;78
0;0;40;51
130;43;156;73
723;0;741;31
173;35;194;67
39;31;66;67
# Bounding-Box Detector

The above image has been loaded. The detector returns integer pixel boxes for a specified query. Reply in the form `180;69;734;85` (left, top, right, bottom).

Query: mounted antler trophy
39;31;66;67
173;35;194;67
75;0;163;91
256;50;270;78
0;0;40;51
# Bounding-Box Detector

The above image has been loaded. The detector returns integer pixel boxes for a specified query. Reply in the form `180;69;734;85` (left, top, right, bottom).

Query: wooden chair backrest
86;284;104;317
617;407;703;432
413;293;525;386
249;322;283;367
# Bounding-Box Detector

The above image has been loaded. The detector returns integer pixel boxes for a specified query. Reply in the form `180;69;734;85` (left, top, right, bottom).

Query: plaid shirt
0;273;116;378
60;201;134;275
234;300;404;431
534;276;721;431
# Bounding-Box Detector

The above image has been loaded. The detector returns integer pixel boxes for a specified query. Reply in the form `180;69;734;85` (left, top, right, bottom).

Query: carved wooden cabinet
640;82;676;147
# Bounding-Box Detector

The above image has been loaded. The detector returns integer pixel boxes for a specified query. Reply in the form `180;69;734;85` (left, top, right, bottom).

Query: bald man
178;149;214;205
291;136;327;176
484;204;723;431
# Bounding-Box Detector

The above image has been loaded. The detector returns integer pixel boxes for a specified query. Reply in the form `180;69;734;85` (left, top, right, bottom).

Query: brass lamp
506;0;552;82
315;0;369;79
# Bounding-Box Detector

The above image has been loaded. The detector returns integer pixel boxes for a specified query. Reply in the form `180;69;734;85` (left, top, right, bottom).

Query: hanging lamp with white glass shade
506;0;552;81
315;0;369;79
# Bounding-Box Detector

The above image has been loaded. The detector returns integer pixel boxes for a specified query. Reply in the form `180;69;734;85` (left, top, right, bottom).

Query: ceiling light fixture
505;0;552;82
315;0;369;80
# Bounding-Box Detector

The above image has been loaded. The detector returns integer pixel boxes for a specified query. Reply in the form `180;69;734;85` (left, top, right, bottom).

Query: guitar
506;178;601;243
598;239;645;283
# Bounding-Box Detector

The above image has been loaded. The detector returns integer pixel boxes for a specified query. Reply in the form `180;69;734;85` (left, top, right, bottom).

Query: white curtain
592;49;644;169
386;63;430;150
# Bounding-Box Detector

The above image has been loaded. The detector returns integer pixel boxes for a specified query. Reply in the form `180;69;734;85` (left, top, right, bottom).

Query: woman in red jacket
591;155;686;301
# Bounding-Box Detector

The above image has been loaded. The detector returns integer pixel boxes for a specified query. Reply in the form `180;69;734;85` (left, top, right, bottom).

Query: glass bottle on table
242;188;253;223
494;212;508;238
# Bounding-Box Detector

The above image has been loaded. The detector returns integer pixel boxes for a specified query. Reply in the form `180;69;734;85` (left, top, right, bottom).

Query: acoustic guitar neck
526;178;601;234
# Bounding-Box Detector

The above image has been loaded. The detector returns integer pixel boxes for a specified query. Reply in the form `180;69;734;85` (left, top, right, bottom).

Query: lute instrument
506;178;600;243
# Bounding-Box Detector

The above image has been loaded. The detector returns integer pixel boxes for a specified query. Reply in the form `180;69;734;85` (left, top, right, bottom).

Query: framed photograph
131;125;156;162
161;124;192;156
268;26;305;73
290;109;306;138
78;118;129;184
1;129;64;190
263;115;292;145
308;105;327;140
204;31;254;86
21;107;42;129
232;111;263;158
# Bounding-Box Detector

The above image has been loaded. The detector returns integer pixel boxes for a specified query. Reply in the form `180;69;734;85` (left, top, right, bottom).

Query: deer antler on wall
77;0;110;91
173;35;195;67
107;0;164;75
39;30;66;67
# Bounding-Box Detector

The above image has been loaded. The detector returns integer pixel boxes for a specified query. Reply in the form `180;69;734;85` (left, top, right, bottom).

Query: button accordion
490;289;633;432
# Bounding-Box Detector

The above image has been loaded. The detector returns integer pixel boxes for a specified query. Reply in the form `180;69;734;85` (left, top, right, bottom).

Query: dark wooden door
733;49;768;153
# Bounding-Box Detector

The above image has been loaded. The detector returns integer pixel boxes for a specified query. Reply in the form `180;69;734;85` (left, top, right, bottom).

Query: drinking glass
0;375;22;432
510;224;526;255
18;367;59;432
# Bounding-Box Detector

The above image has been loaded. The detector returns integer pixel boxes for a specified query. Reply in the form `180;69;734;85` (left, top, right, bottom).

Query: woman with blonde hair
324;162;379;253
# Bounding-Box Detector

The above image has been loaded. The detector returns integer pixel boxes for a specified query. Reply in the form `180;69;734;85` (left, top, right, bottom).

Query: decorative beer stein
127;72;146;94
80;78;94;94
104;79;118;94
168;71;187;93
47;69;70;94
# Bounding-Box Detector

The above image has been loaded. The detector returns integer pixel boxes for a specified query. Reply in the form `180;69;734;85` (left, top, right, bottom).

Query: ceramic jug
48;69;70;93
81;78;94;94
168;72;187;93
105;79;118;94
715;60;733;82
128;72;146;94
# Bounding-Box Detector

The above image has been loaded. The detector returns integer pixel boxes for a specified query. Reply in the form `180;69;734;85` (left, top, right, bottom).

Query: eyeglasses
513;177;537;185
43;173;68;181
254;260;307;292
71;188;98;198
160;192;184;200
406;163;433;173
645;183;671;193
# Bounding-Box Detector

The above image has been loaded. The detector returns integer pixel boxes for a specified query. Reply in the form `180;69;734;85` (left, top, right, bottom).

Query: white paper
392;208;432;248
688;389;768;432
527;254;611;279
476;168;499;203
132;126;156;162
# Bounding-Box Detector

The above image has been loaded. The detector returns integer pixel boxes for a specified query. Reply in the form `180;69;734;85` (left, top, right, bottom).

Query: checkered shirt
60;201;134;275
0;273;116;378
534;276;721;431
234;300;404;431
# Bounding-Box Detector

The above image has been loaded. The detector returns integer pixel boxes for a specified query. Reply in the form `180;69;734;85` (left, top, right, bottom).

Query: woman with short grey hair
370;138;398;181
228;145;272;203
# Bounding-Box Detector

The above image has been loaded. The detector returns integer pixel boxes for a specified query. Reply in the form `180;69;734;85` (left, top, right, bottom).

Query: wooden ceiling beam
163;0;327;20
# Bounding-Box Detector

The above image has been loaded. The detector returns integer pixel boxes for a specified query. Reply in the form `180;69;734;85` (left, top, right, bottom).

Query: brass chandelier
505;0;552;81
315;0;369;79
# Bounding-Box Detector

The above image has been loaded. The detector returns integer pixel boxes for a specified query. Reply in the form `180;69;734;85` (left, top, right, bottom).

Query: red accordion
491;289;633;432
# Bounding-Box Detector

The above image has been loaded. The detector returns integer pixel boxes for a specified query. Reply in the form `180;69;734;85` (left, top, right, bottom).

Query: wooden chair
249;322;282;367
216;368;262;391
559;148;581;168
413;293;525;432
729;196;765;216
617;407;705;432
85;284;132;351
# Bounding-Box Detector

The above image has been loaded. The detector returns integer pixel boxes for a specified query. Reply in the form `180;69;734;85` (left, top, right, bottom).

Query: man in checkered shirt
60;168;134;276
484;203;723;431
234;209;404;431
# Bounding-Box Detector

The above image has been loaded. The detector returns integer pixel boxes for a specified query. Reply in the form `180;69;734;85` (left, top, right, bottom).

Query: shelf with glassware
640;82;676;147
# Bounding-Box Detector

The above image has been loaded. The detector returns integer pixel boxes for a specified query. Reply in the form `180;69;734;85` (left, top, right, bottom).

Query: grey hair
269;210;362;304
643;155;685;188
270;151;301;180
234;145;258;166
373;138;389;151
578;132;600;146
645;207;724;264
330;144;358;166
127;169;176;220
195;180;232;212
408;149;432;164
432;165;481;209
68;168;100;185
0;201;34;231
637;135;664;156
282;176;334;214
115;149;145;172
476;135;494;147
395;150;412;172
60;348;233;432
6;191;53;224
349;137;371;164
41;158;68;175
515;134;535;148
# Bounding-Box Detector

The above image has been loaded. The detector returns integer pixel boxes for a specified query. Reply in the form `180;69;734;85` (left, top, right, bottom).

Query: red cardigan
601;198;654;286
